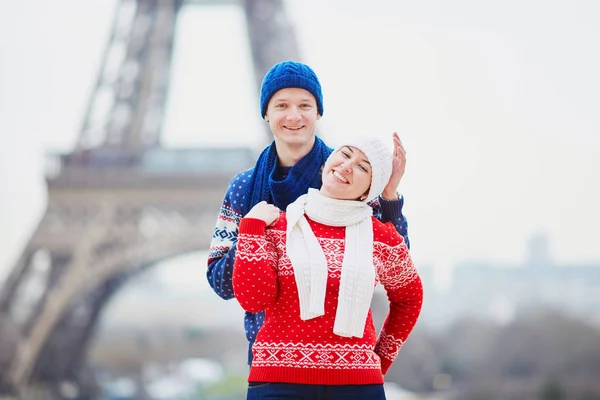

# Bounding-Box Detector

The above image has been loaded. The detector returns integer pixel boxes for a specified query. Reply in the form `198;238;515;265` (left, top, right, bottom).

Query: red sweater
232;214;423;385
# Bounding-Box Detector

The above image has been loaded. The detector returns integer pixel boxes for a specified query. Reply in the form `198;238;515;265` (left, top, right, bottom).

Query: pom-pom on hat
259;60;324;118
331;137;393;203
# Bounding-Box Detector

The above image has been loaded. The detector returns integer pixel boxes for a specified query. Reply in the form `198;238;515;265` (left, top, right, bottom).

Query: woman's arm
374;225;423;375
369;132;410;248
232;218;280;313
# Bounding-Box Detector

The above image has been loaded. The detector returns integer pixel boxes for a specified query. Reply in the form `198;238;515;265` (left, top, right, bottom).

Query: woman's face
320;146;372;201
264;88;321;148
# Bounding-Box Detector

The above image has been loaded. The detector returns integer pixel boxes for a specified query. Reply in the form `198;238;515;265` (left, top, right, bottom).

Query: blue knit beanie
259;60;324;119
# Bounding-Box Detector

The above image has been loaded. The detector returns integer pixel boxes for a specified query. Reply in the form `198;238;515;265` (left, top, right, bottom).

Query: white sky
1;0;600;286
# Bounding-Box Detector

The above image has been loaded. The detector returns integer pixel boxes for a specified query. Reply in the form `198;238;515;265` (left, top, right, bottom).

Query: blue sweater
207;167;410;364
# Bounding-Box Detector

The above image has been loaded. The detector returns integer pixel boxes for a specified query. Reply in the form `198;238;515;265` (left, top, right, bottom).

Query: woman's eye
341;151;350;158
359;165;368;172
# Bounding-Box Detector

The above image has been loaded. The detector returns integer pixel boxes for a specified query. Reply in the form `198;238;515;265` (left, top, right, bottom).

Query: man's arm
369;195;410;249
206;177;244;300
207;243;238;300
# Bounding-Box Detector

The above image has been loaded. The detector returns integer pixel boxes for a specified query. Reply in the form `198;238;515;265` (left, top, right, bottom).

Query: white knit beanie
332;137;393;203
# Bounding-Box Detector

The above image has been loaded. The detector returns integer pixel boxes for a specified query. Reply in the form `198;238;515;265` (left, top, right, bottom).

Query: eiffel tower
0;0;301;396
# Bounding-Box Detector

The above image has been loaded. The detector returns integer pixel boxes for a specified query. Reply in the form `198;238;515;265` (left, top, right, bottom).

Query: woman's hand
382;132;406;200
245;201;281;226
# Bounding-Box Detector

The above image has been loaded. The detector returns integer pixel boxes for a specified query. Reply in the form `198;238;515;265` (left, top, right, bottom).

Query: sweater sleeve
206;173;246;300
232;218;279;313
374;223;423;375
369;195;411;249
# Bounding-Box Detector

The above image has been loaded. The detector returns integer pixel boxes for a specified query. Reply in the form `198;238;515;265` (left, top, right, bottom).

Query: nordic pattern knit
232;216;423;385
207;170;410;364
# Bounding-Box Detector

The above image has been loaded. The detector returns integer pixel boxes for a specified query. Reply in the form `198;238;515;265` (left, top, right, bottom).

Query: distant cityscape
416;232;600;330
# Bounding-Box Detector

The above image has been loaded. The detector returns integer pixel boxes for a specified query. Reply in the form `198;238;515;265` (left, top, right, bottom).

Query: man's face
264;88;321;147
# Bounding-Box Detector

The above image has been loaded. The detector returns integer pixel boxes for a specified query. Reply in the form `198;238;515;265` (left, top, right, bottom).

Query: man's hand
382;132;406;200
245;201;280;226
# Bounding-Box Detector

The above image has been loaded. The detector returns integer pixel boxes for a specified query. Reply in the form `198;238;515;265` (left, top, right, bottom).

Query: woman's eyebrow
344;146;371;165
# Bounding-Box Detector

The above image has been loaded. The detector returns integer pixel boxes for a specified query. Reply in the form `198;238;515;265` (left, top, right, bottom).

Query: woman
232;137;423;400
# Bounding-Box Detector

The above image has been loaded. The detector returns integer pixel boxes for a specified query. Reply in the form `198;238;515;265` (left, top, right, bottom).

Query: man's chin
283;129;307;136
282;133;313;143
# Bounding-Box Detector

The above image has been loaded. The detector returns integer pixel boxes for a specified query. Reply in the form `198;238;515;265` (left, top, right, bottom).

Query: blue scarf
241;136;333;216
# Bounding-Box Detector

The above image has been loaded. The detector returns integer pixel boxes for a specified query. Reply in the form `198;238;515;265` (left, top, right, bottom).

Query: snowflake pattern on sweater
232;217;423;385
206;167;411;364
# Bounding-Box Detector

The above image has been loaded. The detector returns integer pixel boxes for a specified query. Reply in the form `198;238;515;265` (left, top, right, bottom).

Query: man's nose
286;107;301;120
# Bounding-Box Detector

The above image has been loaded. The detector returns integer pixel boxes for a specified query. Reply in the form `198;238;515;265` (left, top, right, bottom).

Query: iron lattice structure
0;0;301;396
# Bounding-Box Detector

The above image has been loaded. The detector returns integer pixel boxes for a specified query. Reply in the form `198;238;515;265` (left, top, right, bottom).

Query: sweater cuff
239;218;267;234
378;194;405;222
380;357;393;376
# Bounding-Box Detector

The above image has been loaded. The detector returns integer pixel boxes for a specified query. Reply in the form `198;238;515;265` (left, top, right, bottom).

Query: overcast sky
1;0;599;288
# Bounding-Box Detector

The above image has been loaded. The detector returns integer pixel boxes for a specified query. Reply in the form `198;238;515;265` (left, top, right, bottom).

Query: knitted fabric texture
260;60;324;118
232;214;423;384
286;189;375;338
207;139;410;364
329;137;393;203
242;137;333;216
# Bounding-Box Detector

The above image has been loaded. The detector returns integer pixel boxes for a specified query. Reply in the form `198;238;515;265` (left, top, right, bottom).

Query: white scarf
286;188;376;338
